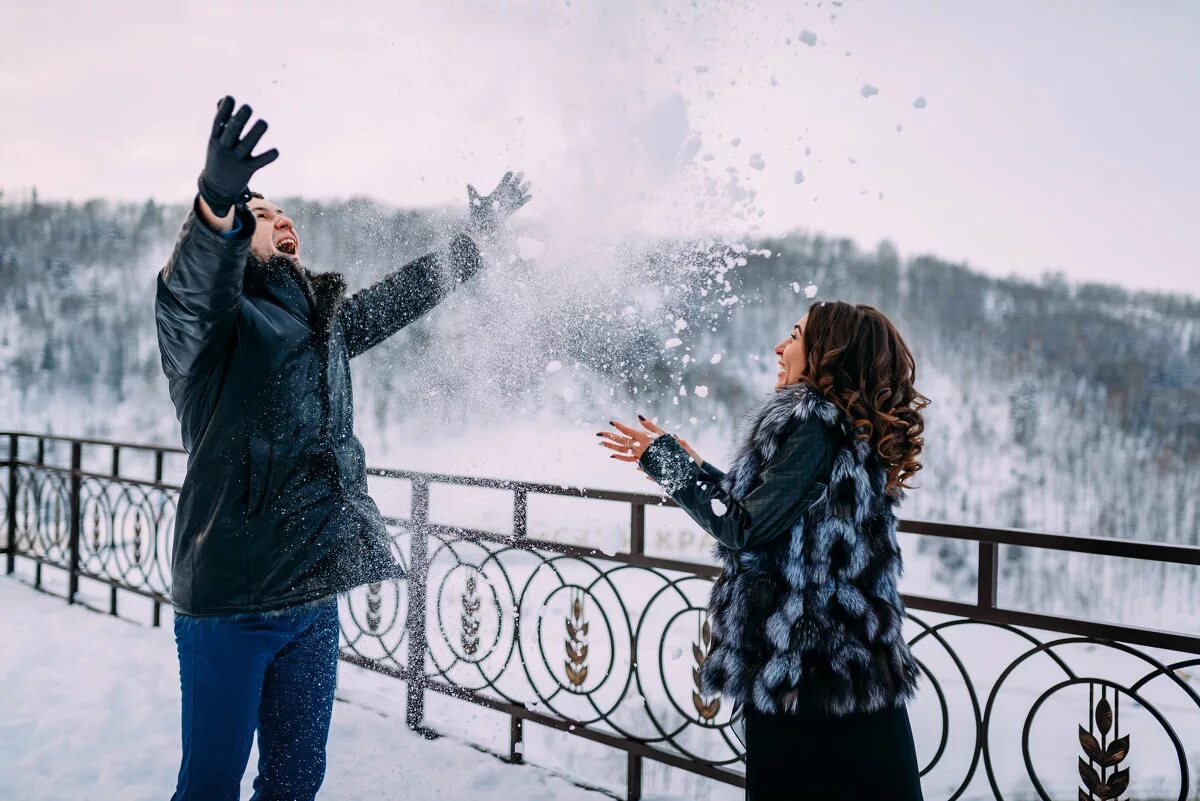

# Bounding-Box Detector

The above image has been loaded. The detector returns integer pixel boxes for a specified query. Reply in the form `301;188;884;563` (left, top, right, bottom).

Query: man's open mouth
276;237;297;255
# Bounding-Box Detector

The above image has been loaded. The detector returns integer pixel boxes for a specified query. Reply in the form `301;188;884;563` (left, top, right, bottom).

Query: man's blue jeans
170;598;340;801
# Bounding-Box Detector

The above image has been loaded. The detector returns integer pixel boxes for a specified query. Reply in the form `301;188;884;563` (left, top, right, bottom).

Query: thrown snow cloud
517;237;546;260
637;93;691;178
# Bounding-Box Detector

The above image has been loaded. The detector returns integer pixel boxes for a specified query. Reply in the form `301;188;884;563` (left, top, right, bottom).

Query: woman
599;301;928;801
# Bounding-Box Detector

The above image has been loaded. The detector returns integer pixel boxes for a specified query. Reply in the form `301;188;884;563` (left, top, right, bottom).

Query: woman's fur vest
700;382;920;717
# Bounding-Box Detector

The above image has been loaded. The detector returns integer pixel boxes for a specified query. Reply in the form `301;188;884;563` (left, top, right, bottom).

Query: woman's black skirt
743;702;924;800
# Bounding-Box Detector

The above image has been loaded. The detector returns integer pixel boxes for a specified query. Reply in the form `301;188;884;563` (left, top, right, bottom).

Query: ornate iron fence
4;430;1199;801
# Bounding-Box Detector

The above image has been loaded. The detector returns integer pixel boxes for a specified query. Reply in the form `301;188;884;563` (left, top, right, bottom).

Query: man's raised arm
155;97;279;382
339;171;532;358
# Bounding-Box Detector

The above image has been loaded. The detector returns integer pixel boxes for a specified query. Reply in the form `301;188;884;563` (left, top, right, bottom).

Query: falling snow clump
799;30;818;46
748;153;766;170
860;84;879;98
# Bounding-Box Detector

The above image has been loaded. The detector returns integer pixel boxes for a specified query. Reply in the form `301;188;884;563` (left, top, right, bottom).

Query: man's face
248;197;300;264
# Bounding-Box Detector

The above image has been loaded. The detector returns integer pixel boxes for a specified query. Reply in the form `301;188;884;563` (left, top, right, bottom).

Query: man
155;95;530;800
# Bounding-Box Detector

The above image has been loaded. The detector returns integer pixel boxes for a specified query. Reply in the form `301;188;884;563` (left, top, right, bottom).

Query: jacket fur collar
244;255;347;340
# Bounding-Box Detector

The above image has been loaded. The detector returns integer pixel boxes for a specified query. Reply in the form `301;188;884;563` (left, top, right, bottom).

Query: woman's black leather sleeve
639;418;832;551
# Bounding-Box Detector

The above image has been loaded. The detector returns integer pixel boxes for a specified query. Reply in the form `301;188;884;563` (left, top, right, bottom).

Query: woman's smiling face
773;314;808;388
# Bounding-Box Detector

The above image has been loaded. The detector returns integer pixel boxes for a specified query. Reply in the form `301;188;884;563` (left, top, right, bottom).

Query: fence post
67;441;82;605
151;449;166;626
512;488;527;538
406;477;430;731
630;503;645;555
626;752;643;801
978;540;998;610
6;434;16;575
508;715;524;764
34;439;44;588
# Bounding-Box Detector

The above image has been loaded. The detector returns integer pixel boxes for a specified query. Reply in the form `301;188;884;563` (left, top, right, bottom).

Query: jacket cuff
448;233;482;284
191;195;255;242
639;435;699;495
699;461;726;483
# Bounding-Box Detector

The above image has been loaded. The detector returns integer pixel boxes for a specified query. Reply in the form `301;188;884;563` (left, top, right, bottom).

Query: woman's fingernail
595;432;603;436
637;414;646;420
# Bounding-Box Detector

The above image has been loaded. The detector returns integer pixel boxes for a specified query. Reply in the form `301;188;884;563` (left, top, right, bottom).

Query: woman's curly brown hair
798;301;930;496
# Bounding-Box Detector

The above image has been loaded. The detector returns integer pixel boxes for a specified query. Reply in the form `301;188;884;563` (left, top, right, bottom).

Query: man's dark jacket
156;200;480;615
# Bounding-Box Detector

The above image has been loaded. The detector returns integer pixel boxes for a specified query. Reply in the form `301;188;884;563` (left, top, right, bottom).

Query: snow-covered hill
1;195;1197;551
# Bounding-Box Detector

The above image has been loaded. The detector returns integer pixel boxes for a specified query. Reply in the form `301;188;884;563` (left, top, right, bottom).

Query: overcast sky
3;0;1197;294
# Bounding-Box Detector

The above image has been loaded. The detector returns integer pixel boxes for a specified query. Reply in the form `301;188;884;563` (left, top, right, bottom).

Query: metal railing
4;430;1199;801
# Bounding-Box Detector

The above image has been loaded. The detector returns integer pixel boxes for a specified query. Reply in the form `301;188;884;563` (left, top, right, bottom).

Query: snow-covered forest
1;192;1197;555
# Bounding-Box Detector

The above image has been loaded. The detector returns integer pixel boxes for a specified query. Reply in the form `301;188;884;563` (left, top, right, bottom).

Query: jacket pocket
246;436;273;518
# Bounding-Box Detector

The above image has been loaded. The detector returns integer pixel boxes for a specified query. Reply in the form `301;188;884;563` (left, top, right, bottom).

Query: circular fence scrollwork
331;518;1200;797
76;476;175;596
340;526;410;669
11;455;1195;799
13;466;72;566
10;465;175;597
906;619;1200;801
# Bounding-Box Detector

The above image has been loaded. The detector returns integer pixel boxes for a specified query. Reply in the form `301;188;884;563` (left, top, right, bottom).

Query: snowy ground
0;575;648;801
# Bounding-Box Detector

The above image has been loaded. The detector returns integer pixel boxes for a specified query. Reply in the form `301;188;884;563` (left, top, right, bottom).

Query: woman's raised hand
597;418;656;463
596;415;704;467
